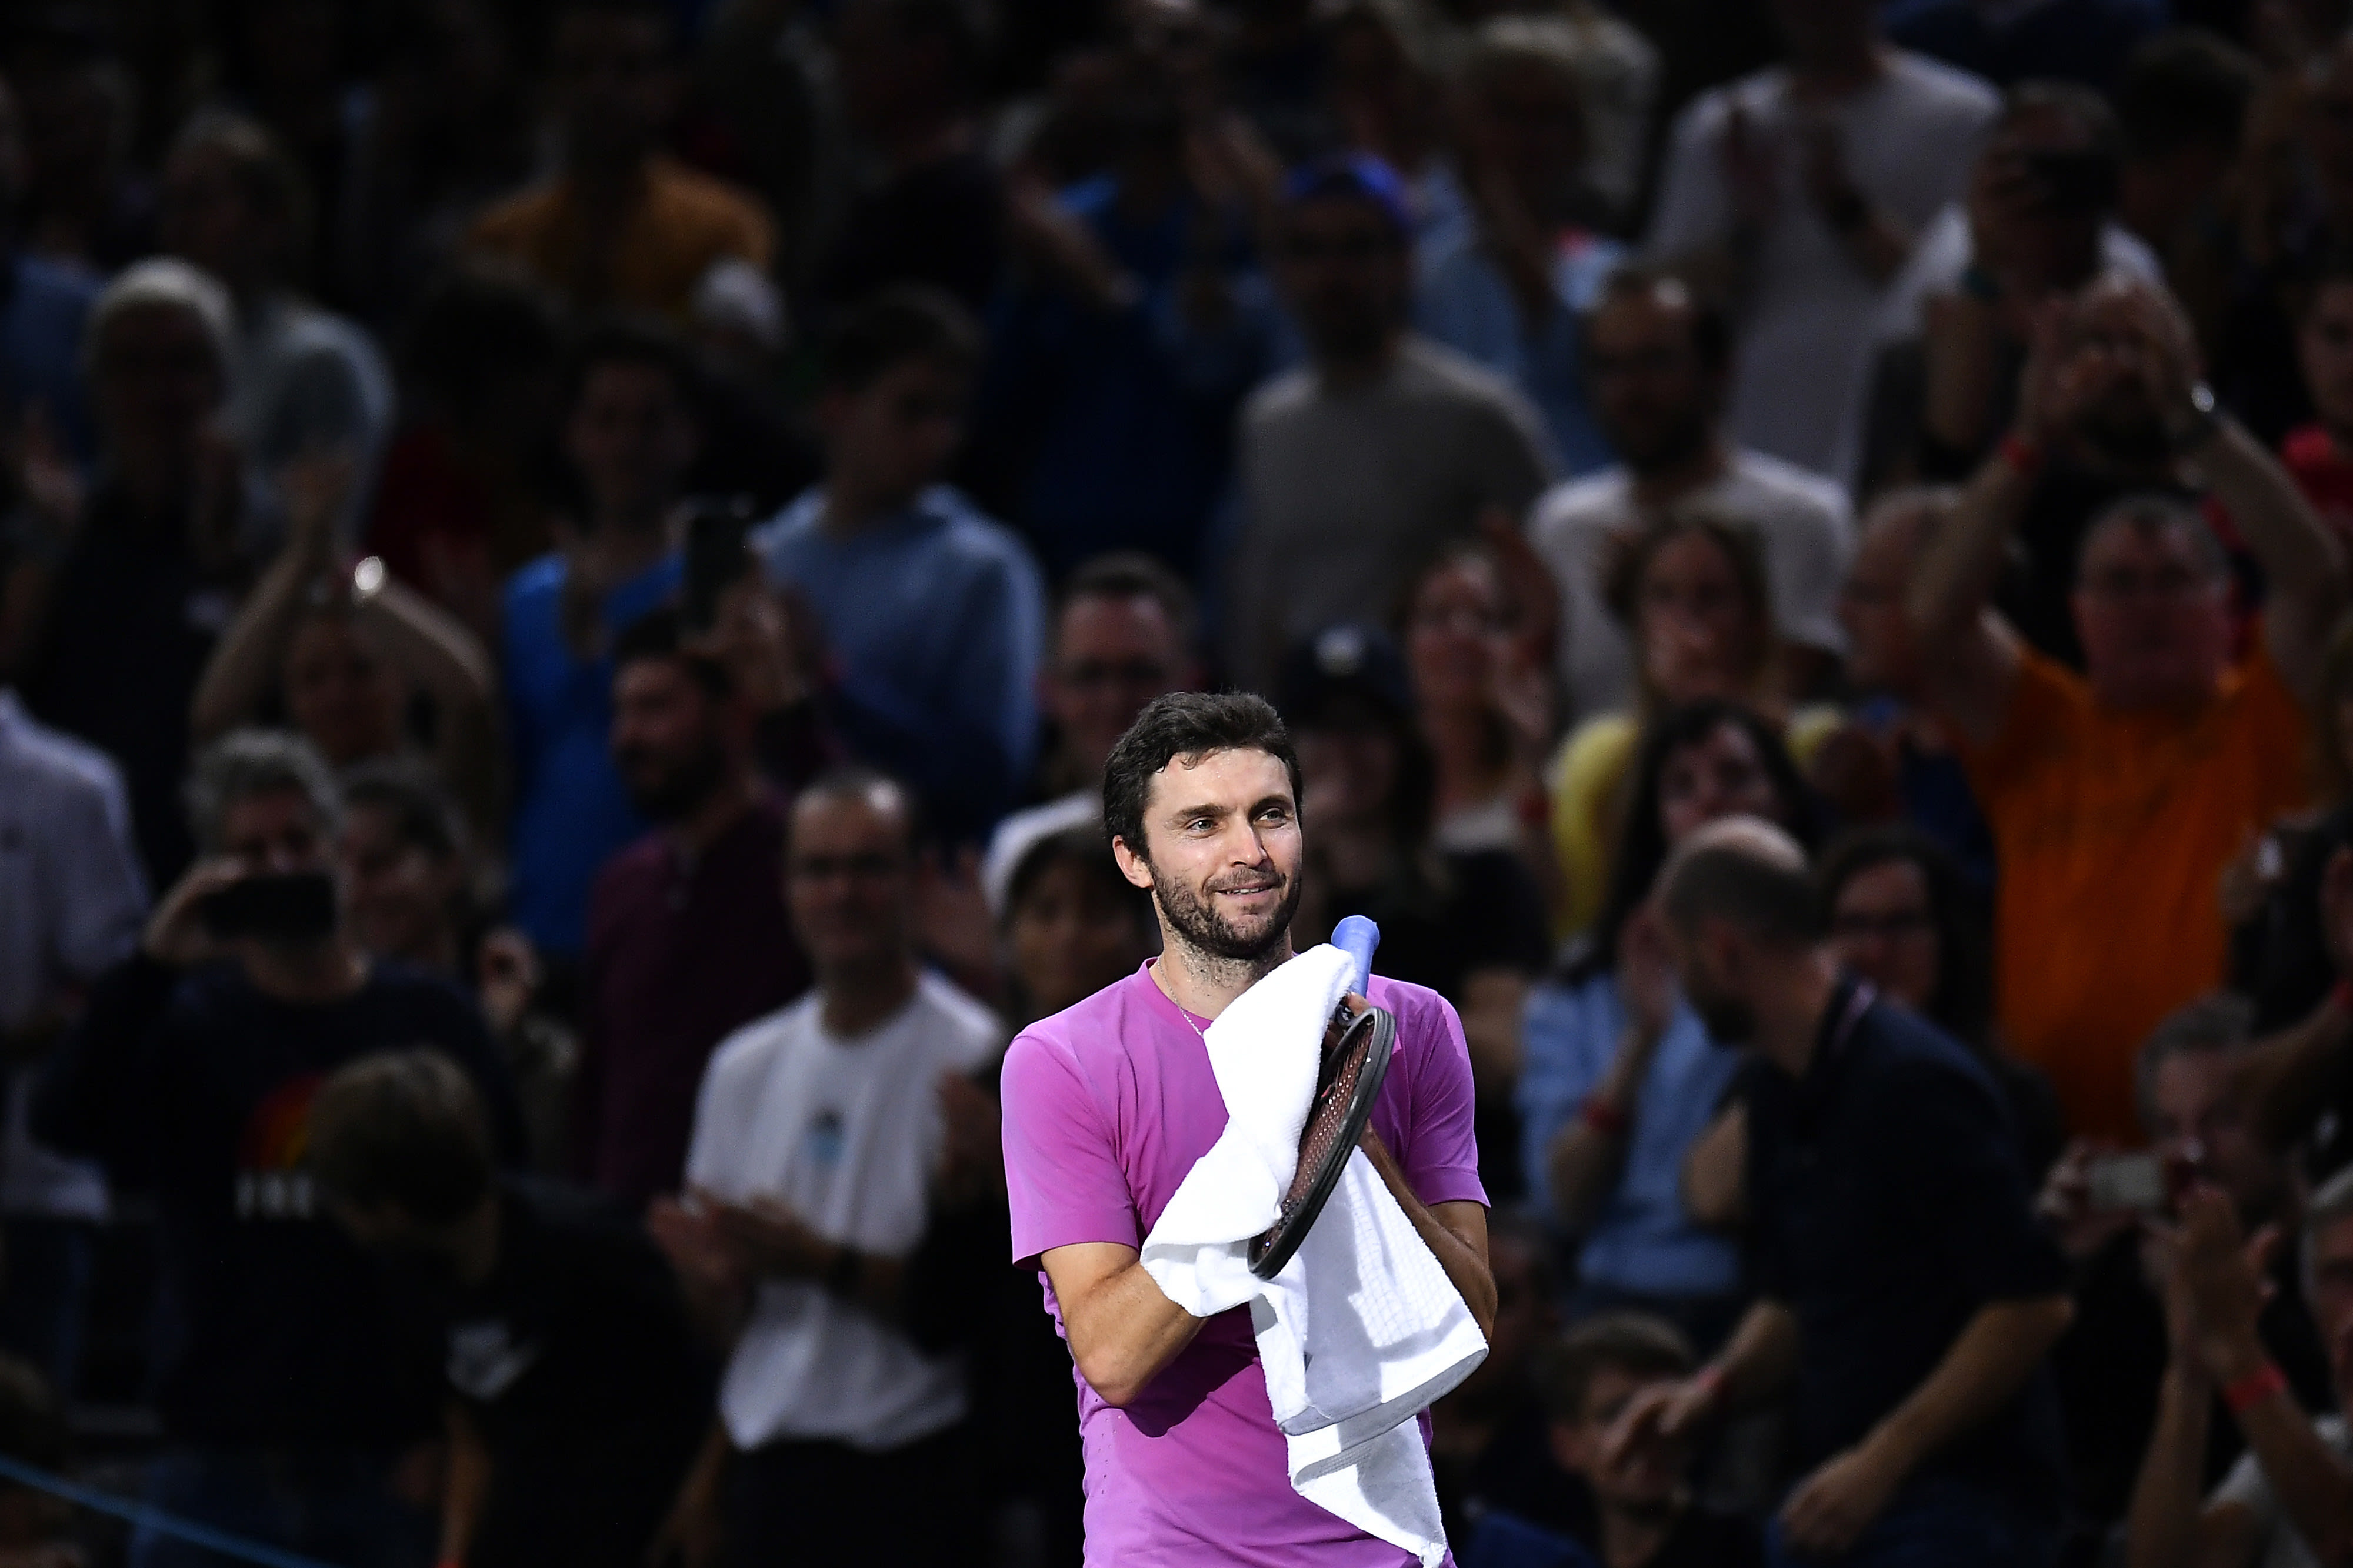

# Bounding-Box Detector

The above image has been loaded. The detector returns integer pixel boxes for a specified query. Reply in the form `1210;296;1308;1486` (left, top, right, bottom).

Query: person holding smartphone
29;728;525;1568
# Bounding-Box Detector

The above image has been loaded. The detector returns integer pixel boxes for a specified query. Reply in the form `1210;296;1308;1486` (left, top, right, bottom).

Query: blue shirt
1;252;98;462
501;549;681;954
977;176;1281;578
1414;228;1622;479
755;486;1045;836
1517;971;1742;1299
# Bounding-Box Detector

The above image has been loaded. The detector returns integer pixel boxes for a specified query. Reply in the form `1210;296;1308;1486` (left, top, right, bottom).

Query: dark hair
566;315;702;415
1660;838;1822;948
170;109;314;282
612;606;734;700
2000;78;2126;168
1103;692;1302;863
1817;825;1992;1049
1599;513;1776;703
306;1050;495;1226
1004;824;1152;931
2115;29;2257;161
1589;264;1731;376
342;761;467;865
1536;1313;1694;1425
1574;699;1816;979
792;764;920;856
821;285;982;393
1060;551;1199;658
2077;491;2229;583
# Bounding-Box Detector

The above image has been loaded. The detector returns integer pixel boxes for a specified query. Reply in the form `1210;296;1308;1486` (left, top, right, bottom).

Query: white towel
1140;946;1489;1566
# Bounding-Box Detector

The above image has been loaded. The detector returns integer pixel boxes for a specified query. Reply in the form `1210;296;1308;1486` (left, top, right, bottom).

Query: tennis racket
1248;916;1396;1280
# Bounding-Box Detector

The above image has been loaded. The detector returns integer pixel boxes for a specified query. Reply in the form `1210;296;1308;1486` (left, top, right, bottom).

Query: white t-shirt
0;691;145;1220
2214;1413;2352;1568
686;973;1003;1453
1875;202;2163;344
1527;449;1856;725
1646;51;1999;487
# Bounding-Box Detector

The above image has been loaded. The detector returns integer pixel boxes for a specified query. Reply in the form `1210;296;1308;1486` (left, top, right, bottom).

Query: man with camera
32;728;524;1568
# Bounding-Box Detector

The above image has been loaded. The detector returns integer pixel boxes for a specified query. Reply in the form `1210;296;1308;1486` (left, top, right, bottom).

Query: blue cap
1280;153;1414;240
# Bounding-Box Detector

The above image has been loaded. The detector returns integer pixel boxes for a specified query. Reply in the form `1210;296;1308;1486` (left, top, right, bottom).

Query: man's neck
819;478;921;539
1316;333;1403;395
1749;948;1845;1078
1628;434;1729;509
242;939;369;1006
666;768;763;859
819;957;921;1038
1150;928;1294;1022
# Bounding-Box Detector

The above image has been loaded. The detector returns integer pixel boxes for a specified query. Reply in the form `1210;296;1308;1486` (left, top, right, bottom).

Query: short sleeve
1875;1055;2067;1304
1644;92;1732;257
1955;647;2085;802
1389;987;1487;1209
1001;1030;1139;1265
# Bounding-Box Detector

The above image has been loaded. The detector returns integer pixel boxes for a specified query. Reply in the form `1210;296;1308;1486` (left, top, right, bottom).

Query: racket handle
1333;915;1381;996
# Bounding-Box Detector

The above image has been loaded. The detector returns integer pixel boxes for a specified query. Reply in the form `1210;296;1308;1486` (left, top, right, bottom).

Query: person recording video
29;728;525;1568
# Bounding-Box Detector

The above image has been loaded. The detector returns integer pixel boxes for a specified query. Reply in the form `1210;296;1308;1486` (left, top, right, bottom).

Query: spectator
1806;488;1994;885
2112;31;2259;353
813;0;1005;317
365;272;569;642
998;825;1156;1028
1530;266;1854;730
579;608;806;1208
1549;513;1837;938
1885;0;2159;91
6;20;155;278
981;552;1198;912
1459;1312;1762;1568
0;656;145;1396
1907;275;2347;1141
1281;623;1552;1202
1645;0;1999;487
189;458;502;846
1620;818;2073;1567
310;1049;709;1568
1325;0;1462;240
1863;81;2157;494
158;111;395;541
1415;18;1625;478
31;730;524;1568
0;75;99;465
1521;699;1816;1349
1429;1216;1583;1552
2043;995;2332;1542
14;259;259;888
2124;1172;2353;1568
978;25;1282;579
1222;155;1554;694
2284;262;2353;550
1399;541;1556;892
502;321;696;956
754;287;1047;841
650;769;1002;1567
466;0;775;322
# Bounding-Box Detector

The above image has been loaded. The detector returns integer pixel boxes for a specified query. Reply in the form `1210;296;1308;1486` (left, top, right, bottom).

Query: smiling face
1113;746;1305;963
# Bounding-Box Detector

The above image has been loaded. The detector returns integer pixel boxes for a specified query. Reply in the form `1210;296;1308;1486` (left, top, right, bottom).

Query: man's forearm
1865;1295;2072;1481
2213;1338;2353;1563
2247;997;2353;1155
1908;441;2033;653
1043;1243;1207;1409
1707;1300;1800;1414
2127;1364;2214;1568
2195;420;2347;695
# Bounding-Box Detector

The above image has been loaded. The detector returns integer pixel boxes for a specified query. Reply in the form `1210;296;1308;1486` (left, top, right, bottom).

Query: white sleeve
1645;94;1732;258
44;769;149;983
1767;492;1857;656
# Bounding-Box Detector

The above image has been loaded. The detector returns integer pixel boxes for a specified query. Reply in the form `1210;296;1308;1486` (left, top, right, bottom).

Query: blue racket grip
1334;915;1381;996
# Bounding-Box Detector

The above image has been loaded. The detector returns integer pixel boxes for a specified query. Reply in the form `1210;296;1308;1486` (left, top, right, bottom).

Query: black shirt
406;1178;711;1568
1745;977;2069;1517
32;953;526;1447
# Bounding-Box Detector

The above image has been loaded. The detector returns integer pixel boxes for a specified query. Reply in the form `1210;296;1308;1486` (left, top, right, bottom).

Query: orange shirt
1959;640;2309;1142
466;156;775;322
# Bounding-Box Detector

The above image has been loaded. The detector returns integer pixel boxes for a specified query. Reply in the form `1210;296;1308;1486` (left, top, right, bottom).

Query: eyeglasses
1828;909;1934;940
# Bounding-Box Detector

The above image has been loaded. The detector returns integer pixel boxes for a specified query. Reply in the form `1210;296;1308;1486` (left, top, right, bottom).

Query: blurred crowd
9;0;2353;1563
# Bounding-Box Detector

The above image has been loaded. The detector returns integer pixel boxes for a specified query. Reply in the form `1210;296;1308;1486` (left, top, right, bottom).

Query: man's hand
1617;903;1677;1049
1604;1374;1723;1470
935;1070;1005;1210
699;1190;837;1281
2171;1185;2279;1383
142;859;246;968
1779;1440;1908;1556
2036;1137;2142;1263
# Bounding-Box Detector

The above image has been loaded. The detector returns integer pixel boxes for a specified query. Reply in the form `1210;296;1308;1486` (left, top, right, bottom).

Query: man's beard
619;739;728;822
1151;860;1302;965
1688;983;1755;1046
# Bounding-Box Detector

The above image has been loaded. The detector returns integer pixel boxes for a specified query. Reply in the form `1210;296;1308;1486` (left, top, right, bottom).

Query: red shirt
2283;424;2353;551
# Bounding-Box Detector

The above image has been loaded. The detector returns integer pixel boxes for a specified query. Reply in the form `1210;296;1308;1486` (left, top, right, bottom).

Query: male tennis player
999;690;1497;1563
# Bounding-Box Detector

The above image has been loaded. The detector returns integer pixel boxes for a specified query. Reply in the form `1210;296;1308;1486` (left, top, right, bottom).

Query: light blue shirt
1517;970;1742;1299
755;485;1045;836
1414;228;1623;479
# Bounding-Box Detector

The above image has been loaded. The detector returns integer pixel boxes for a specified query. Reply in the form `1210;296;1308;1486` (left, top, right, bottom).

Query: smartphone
199;872;338;944
681;496;757;635
2085;1152;2168;1215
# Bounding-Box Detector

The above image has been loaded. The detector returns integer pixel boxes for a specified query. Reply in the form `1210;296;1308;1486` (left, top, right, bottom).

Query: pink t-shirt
1001;962;1487;1566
